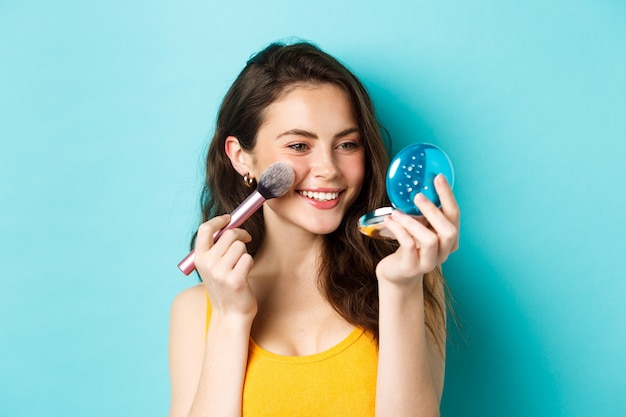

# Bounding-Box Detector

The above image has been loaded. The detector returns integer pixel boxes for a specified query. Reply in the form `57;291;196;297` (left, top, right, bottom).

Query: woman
169;41;460;417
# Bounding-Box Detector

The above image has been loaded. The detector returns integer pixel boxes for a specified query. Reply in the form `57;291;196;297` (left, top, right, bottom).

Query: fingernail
415;193;428;203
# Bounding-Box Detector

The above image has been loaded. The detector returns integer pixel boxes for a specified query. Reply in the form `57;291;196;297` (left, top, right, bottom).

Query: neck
247;210;354;355
251;227;322;285
247;209;328;307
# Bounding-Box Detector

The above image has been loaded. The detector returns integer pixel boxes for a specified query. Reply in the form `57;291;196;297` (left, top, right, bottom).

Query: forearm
376;278;442;417
188;313;253;417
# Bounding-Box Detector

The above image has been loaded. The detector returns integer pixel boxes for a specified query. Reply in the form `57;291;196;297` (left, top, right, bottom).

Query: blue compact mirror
386;143;454;215
358;143;454;239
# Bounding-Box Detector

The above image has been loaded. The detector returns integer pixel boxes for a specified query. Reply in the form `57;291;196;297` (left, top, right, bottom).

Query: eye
288;142;310;152
337;141;361;151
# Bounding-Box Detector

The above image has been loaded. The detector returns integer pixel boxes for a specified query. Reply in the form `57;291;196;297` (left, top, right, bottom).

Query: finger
195;227;252;281
434;174;460;226
210;228;252;254
195;214;231;254
413;193;458;258
232;252;254;279
383;213;419;250
213;240;250;279
389;211;440;271
434;175;460;253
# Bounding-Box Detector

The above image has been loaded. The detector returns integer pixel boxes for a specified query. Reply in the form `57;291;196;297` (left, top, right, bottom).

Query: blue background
1;1;624;416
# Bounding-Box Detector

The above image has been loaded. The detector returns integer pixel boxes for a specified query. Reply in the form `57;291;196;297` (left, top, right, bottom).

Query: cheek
281;158;308;186
344;154;365;185
254;154;298;181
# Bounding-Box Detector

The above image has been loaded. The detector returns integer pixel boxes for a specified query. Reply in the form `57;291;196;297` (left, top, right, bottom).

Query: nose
311;148;339;179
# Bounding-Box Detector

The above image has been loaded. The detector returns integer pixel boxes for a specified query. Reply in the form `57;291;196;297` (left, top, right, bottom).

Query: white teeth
298;191;340;202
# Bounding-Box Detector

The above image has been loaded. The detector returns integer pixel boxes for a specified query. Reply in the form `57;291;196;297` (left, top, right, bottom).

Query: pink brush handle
177;191;266;275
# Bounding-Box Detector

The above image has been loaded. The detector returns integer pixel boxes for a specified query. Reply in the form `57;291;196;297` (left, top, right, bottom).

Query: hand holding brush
178;161;295;275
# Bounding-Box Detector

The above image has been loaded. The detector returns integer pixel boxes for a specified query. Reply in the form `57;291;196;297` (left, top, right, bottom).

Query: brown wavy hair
193;41;447;349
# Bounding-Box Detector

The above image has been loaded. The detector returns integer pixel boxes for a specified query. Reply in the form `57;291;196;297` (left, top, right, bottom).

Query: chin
306;220;344;236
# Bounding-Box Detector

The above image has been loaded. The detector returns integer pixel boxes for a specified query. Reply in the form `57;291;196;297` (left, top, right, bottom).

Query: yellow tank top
206;298;379;416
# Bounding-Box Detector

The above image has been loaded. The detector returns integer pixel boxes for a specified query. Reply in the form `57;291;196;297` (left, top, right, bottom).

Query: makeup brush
178;161;295;275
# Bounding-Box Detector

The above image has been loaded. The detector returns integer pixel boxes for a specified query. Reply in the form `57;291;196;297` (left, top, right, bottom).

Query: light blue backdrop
1;1;624;416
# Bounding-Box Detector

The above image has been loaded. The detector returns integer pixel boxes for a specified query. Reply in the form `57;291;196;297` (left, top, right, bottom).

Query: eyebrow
276;127;360;140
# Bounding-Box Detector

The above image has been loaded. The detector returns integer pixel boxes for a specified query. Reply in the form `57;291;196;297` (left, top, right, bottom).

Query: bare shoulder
172;283;207;312
169;284;208;417
170;283;208;334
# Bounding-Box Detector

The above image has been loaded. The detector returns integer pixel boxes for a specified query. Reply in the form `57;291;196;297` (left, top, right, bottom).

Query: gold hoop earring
243;172;256;188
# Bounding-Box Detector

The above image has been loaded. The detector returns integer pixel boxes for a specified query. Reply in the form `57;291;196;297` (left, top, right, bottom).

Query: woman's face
247;83;365;236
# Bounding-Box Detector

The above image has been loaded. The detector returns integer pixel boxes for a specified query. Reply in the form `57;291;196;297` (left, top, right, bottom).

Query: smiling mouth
297;190;340;202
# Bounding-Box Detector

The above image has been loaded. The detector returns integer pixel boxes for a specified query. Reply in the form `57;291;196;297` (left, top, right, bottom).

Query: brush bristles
256;161;296;199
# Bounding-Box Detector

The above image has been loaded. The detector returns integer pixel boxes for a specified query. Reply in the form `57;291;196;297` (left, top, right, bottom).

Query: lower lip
297;192;342;209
